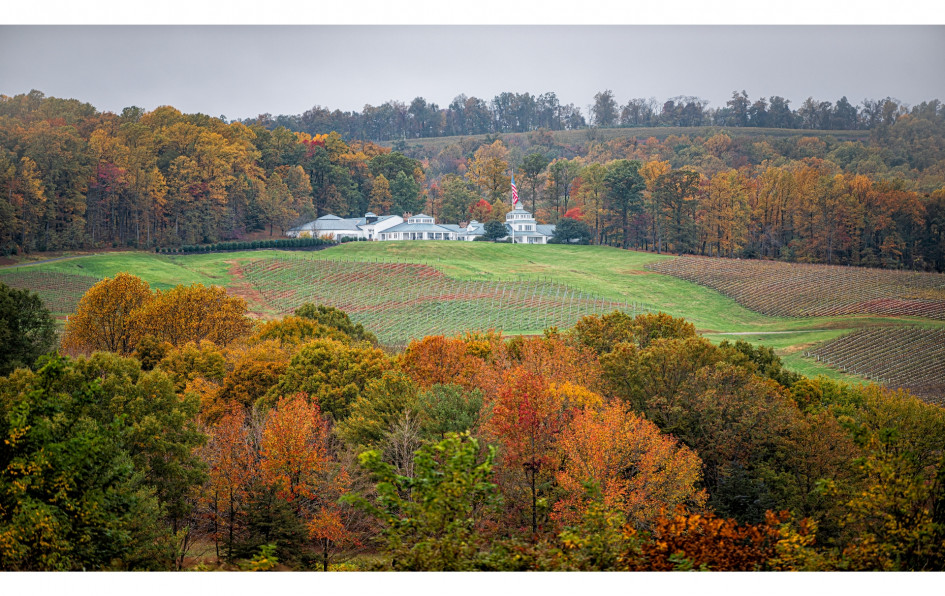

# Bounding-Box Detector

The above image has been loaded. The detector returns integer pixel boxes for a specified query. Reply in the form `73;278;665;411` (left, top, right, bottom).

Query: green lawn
308;242;777;331
702;329;869;384
310;242;942;334
0;250;275;291
4;242;941;382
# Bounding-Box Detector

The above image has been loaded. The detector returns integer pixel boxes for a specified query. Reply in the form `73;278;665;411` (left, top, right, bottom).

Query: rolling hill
3;242;944;397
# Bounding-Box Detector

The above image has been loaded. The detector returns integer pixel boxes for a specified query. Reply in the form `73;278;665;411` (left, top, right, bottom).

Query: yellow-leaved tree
369;174;393;214
134;283;252;347
62;274;251;356
61;272;153;355
465;140;511;202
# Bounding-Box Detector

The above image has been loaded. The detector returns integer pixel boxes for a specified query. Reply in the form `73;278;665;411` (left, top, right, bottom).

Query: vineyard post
436;276;447;336
489;282;496;330
489;281;502;329
502;279;515;329
568;288;573;323
480;280;489;331
469;279;477;335
507;283;515;332
552;283;560;328
531;281;539;331
500;284;508;331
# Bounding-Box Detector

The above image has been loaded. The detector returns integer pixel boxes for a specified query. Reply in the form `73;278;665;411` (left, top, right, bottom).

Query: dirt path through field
226;261;275;319
712;330;830;335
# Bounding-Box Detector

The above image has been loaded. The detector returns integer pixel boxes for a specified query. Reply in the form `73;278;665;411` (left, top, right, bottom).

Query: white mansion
287;208;556;244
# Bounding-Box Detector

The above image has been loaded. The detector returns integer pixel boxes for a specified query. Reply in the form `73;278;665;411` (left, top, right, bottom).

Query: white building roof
384;222;456;234
357;215;399;229
312;215;362;231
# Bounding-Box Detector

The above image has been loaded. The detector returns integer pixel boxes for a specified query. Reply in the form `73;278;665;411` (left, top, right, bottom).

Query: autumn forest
1;89;944;271
3;274;944;571
1;86;945;572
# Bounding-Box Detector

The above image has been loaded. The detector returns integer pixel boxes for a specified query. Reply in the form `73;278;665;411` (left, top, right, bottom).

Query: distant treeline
1;90;944;272
246;90;945;141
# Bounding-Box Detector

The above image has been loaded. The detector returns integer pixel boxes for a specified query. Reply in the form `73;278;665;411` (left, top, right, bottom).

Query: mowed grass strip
702;329;869;385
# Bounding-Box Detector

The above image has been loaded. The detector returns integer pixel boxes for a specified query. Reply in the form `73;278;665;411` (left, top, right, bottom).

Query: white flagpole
511;169;515;245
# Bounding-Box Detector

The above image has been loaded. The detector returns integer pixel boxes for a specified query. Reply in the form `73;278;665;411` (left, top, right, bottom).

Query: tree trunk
228;487;235;561
213;493;220;561
323;539;329;572
531;470;537;536
622;208;629;249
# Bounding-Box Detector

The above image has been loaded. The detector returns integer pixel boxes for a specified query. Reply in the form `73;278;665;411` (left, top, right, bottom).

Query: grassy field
3;242;941;385
1;250;269;290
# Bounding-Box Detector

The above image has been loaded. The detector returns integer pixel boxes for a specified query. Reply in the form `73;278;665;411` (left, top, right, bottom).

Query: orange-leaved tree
260;393;358;570
400;335;493;392
499;334;603;393
260;393;330;508
625;509;795;571
201;407;256;561
204;340;290;422
307;464;360;572
483;367;574;536
553;401;707;529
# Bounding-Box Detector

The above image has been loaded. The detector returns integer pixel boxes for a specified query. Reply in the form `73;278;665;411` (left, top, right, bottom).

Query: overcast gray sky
2;25;944;120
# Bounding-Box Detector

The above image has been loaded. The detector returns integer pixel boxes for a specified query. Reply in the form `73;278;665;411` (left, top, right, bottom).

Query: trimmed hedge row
156;236;337;254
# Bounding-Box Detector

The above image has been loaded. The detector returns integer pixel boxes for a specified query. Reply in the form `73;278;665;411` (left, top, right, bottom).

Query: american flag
511;171;520;207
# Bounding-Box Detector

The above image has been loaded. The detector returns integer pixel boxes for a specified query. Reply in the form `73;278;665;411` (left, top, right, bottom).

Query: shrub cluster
156;236;334;254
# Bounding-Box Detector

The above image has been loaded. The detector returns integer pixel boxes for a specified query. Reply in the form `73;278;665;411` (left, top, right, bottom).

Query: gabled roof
314;218;362;231
288;221;317;232
383;222;456;234
456;223;484;236
357;215;400;229
536;224;556;237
